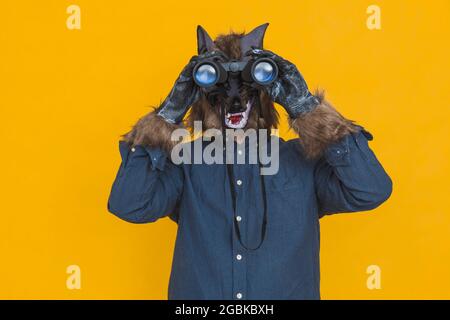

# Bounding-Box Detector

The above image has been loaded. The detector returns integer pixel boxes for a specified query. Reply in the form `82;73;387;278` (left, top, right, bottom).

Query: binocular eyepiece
193;57;278;88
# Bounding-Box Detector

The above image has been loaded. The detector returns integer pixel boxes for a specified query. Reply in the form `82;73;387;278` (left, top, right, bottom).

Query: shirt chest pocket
268;165;304;192
190;165;229;202
266;173;306;226
268;168;305;199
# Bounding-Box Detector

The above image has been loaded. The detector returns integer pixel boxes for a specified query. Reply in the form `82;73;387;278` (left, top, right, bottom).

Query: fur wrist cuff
122;111;182;153
289;91;359;159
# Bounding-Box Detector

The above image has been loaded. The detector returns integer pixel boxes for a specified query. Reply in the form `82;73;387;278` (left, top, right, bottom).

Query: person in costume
108;24;392;300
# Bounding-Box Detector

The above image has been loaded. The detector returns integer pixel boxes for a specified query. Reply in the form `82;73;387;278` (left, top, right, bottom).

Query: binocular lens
193;58;277;88
252;61;276;84
194;64;217;86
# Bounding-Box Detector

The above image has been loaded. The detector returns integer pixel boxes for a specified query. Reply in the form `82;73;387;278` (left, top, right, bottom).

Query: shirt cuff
324;127;373;167
144;146;167;171
118;141;168;171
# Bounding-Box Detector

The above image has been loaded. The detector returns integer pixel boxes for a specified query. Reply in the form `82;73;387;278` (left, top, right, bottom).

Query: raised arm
288;94;392;215
108;52;224;223
313;128;392;216
107;142;183;223
247;49;392;216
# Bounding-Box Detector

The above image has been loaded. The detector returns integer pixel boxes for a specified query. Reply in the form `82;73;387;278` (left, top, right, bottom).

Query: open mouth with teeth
224;100;253;129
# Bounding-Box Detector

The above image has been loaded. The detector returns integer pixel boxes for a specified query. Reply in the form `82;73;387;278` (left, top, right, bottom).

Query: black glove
156;51;227;124
246;49;320;118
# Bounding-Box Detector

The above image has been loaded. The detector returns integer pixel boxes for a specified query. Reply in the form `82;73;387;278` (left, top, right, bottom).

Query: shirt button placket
232;166;247;300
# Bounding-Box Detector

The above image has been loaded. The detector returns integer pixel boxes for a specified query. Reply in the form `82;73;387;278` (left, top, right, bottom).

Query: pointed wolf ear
197;25;215;54
240;23;269;56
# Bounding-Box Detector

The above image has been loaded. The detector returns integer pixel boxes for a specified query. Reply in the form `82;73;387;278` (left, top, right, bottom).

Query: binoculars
193;57;278;88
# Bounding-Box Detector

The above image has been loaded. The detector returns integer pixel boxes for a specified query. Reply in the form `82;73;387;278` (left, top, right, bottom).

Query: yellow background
1;0;449;299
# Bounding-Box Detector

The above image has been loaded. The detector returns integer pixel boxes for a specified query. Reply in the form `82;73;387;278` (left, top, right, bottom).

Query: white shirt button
236;180;242;186
236;254;242;260
236;292;243;299
131;147;136;152
238;150;243;155
236;216;242;222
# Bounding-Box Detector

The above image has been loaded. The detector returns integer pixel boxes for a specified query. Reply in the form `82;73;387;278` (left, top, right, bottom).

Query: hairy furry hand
289;92;359;159
123;111;182;153
157;51;227;124
246;49;320;118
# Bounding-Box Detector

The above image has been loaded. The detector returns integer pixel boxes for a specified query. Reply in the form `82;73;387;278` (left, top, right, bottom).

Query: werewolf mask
188;23;279;130
124;24;358;159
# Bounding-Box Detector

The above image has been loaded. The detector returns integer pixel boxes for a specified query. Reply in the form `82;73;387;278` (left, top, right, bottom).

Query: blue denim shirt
107;129;392;300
